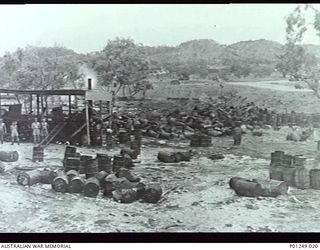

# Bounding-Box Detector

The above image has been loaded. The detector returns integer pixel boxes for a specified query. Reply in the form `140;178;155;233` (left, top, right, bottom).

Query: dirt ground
1;78;320;233
0;125;320;233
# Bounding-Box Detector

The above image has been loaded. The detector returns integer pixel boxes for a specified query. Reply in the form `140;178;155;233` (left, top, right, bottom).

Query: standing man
31;118;41;144
0;119;6;144
40;118;49;141
10;121;19;145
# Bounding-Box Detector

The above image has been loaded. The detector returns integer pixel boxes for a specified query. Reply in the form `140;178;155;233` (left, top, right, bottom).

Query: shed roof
0;88;86;96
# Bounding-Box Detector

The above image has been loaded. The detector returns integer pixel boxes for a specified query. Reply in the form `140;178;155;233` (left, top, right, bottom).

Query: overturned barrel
120;148;138;160
68;176;85;193
84;177;100;198
17;169;42;186
95;170;109;189
39;169;58;184
66;169;79;182
143;184;163;203
52;171;69;193
0;150;19;162
233;179;263;197
157;151;176;163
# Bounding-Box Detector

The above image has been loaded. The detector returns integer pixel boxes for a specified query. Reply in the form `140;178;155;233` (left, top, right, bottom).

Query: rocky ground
0;125;320;233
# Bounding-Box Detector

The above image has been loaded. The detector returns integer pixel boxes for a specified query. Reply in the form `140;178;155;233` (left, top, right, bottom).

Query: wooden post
40;95;44;118
99;100;103;146
45;96;48;117
68;95;72;116
85;101;91;146
36;94;40;116
29;94;32;114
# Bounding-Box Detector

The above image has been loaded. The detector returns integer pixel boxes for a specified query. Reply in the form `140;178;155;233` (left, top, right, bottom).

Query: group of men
0;118;49;145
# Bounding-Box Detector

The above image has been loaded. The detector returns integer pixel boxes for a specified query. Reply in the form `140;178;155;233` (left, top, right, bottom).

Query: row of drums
63;146;135;179
270;151;320;189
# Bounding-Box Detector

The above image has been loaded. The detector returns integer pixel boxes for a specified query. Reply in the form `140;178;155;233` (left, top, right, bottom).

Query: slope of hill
145;38;286;67
227;39;283;63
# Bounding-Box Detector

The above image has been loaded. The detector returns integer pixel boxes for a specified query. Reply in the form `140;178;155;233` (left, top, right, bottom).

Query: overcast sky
0;4;319;56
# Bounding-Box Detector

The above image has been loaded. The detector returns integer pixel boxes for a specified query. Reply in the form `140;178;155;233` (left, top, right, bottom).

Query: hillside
227;39;283;64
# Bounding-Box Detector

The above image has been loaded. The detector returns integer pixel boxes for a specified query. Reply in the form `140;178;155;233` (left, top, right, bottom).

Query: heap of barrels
113;98;320;145
17;145;163;204
269;150;320;190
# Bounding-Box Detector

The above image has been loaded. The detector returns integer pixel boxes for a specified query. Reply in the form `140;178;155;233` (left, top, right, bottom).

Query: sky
0;4;320;56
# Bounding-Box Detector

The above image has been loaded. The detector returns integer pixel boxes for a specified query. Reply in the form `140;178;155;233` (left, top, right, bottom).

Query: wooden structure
0;80;114;147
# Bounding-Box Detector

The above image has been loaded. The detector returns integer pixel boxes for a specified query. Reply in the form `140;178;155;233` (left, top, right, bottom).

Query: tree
0;45;84;90
90;38;150;98
282;5;320;86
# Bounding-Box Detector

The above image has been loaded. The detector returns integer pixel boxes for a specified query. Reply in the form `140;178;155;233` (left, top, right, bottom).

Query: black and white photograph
1;3;320;235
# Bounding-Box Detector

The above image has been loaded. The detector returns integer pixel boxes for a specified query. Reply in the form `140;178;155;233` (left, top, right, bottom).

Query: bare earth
1;79;319;233
0;125;319;233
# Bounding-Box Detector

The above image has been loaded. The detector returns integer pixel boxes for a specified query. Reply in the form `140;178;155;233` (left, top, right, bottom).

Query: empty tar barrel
32;147;44;162
270;151;284;166
122;147;139;160
133;129;142;139
232;179;263;197
96;153;112;173
95;171;108;189
113;154;126;173
51;171;69;193
64;146;77;159
68;176;85;193
159;131;171;140
84;159;98;179
229;177;250;190
282;154;293;168
0;150;19;162
310;169;320;189
190;134;200;147
293;156;307;167
64;157;80;172
282;167;296;187
84;177;100;198
118;129;130;144
66;169;79;182
281;113;289;125
294;167;310;189
147;129;158;138
199;135;212;147
269;164;284;181
79;155;93;174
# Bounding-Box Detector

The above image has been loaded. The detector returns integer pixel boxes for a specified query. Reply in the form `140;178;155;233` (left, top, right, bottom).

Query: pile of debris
115;98;281;141
17;146;163;204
